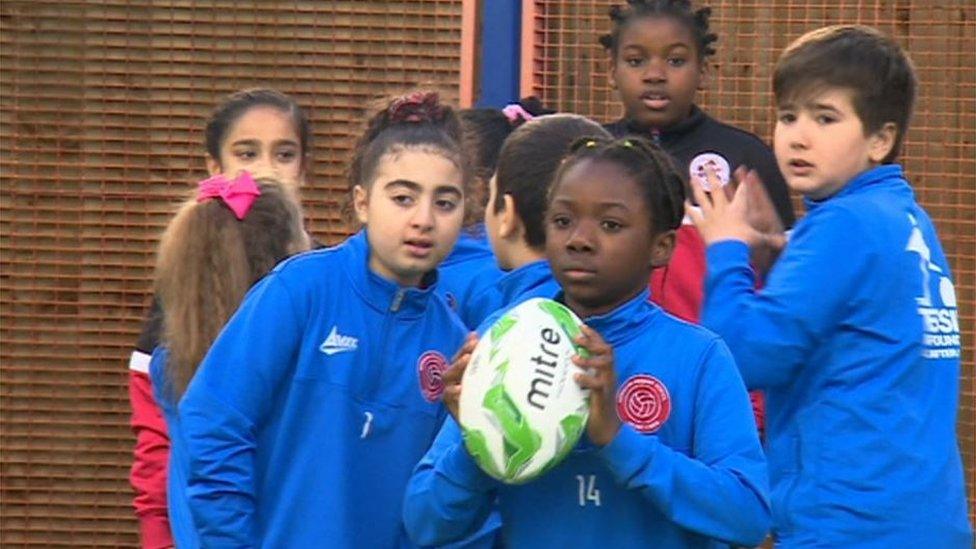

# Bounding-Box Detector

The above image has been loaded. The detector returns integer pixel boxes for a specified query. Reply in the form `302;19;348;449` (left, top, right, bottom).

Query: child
599;0;784;437
404;137;770;548
689;26;973;547
176;91;471;546
127;88;313;549
462;113;611;326
599;0;794;321
438;99;551;327
149;176;309;548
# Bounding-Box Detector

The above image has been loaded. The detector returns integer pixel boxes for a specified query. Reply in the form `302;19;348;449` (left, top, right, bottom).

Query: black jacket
604;105;796;228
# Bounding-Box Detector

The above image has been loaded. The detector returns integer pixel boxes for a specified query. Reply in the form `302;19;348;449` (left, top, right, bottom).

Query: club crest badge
417;350;449;402
689;152;731;191
616;374;671;434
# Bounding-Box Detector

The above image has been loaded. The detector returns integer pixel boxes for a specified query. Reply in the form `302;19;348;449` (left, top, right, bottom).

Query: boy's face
546;159;673;318
774;87;891;200
609;16;704;130
354;149;464;286
207;106;306;189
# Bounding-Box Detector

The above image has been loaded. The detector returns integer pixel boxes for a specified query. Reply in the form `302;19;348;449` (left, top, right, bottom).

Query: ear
352;185;370;225
608;57;619;90
497;194;519;240
649;229;677;268
868;122;898;164
205;155;221;176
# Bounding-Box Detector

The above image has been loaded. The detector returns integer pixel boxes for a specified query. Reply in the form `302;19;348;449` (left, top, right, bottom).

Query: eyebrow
230;138;300;148
384;179;463;197
550;197;632;211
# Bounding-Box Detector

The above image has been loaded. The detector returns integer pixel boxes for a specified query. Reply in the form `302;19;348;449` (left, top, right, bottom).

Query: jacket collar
342;230;438;318
620;104;708;145
498;260;553;301
556;288;657;346
804;164;910;212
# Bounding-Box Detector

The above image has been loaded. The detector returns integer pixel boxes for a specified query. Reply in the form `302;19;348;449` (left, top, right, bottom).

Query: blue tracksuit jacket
177;231;468;547
462;259;560;330
702;165;972;547
437;224;505;329
404;289;771;548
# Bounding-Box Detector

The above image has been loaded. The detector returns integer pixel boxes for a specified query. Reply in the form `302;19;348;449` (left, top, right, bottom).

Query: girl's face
207;106;306;188
354;148;464;287
545;158;674;318
610;15;704;130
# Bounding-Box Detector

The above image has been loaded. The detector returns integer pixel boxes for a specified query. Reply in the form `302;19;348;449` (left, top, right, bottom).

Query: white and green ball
459;298;590;484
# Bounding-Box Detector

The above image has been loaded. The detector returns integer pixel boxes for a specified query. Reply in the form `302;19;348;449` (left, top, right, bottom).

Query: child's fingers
450;333;478;363
688;173;713;213
685;200;705;226
703;165;728;207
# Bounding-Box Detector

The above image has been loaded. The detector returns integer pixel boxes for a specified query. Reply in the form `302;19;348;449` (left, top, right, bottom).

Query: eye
667;57;687;67
392;194;414;206
815;114;837;125
276;149;298;162
549;214;572;229
601;219;623;232
435;198;458;212
777;112;797;124
624;57;644;67
234;150;257;160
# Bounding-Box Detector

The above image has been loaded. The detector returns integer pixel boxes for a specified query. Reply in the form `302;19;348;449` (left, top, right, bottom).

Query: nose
642;58;666;82
787;123;809;151
249;153;280;180
410;199;435;231
565;221;594;253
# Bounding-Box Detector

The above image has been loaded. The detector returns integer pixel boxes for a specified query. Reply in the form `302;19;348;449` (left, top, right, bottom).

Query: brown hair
205;88;312;167
344;91;471;224
773;25;917;164
154;180;308;398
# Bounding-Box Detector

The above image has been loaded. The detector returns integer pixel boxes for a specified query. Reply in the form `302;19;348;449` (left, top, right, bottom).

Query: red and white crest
417;351;448;402
616;374;671;434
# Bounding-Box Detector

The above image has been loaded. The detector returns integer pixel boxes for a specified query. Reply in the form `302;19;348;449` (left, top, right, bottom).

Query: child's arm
177;274;304;545
402;417;499;546
688;173;864;388
128;367;174;549
577;330;771;546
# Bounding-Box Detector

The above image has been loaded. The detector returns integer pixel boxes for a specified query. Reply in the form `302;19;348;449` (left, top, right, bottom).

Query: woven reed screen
524;0;975;523
0;1;462;545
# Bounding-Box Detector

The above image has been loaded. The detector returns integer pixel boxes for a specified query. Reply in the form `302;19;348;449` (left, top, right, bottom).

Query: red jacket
128;348;174;549
650;224;766;438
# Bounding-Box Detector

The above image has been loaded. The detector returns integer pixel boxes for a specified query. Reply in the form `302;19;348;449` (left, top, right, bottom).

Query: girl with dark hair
176;91;471;546
127;88;313;549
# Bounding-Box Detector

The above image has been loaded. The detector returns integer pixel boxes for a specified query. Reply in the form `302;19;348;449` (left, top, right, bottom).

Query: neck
502;243;545;272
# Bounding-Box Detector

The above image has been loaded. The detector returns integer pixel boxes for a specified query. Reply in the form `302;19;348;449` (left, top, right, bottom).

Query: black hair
551;136;685;234
345;91;471;227
493;114;611;250
459;97;554;227
599;0;717;61
774;25;916;164
204;88;312;164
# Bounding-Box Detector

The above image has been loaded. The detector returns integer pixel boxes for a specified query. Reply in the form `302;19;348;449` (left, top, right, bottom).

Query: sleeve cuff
438;442;498;492
129;350;152;374
138;513;174;549
598;424;659;480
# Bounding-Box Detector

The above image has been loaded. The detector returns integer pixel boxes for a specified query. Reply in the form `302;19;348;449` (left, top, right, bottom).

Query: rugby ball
459;298;590;484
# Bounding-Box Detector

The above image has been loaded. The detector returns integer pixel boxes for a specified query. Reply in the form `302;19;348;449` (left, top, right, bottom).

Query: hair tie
621;139;634;148
585;139;599;148
196;171;261;220
388;91;444;124
502;103;535;125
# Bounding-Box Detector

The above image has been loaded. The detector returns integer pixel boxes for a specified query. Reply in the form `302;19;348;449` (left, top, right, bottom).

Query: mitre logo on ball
459;298;591;484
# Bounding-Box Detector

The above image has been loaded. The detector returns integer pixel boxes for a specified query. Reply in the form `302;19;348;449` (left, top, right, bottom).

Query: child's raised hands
443;332;478;420
572;325;621;447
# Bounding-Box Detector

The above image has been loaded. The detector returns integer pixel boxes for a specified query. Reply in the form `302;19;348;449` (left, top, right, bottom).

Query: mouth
403;238;434;258
786;159;815;175
561;267;598;282
640;91;671;110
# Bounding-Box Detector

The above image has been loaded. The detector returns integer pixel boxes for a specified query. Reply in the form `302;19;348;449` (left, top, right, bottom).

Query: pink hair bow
502;103;535;125
196;171;261;220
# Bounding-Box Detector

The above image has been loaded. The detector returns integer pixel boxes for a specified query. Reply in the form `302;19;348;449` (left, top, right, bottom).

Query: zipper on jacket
390;289;405;312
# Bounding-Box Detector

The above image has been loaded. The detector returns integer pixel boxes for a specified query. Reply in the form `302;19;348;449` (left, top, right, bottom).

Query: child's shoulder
649;305;724;347
698;111;772;153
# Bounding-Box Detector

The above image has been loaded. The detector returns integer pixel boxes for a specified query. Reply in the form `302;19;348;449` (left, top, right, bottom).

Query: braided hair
599;0;718;61
551;136;685;233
